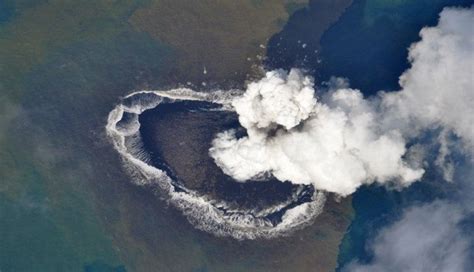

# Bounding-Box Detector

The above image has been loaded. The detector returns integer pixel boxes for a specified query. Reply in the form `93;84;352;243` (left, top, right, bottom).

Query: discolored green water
4;0;465;271
0;1;352;271
0;1;169;270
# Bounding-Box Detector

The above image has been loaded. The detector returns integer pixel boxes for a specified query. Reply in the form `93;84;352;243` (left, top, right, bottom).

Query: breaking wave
106;89;326;240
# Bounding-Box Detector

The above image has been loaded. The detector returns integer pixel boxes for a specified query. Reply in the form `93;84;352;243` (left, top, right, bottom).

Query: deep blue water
267;0;473;95
264;0;474;269
0;0;14;23
0;0;50;24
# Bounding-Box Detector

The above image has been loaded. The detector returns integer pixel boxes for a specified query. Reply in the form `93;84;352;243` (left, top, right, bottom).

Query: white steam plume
210;7;474;197
380;7;474;148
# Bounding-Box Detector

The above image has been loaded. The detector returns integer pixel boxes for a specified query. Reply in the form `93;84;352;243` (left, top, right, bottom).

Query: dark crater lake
137;99;314;214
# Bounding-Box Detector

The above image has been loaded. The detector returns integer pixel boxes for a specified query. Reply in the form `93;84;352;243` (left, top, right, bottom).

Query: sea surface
264;0;473;269
0;1;349;271
1;0;471;271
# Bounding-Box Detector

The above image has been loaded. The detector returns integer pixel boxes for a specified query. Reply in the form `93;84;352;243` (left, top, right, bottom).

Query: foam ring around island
106;89;326;240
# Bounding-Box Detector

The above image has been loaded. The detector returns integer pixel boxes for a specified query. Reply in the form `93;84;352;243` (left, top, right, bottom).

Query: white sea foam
106;89;326;240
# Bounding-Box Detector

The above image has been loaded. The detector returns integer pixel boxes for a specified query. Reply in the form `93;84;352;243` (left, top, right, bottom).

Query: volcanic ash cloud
210;7;474;197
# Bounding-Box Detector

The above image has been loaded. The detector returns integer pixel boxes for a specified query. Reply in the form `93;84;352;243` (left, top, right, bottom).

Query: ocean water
0;0;13;23
1;1;350;271
264;0;473;269
2;0;471;271
267;0;473;94
1;19;171;270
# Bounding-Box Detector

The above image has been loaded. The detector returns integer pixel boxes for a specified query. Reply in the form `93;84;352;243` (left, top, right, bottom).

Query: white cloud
343;201;472;272
209;7;474;196
380;7;474;149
